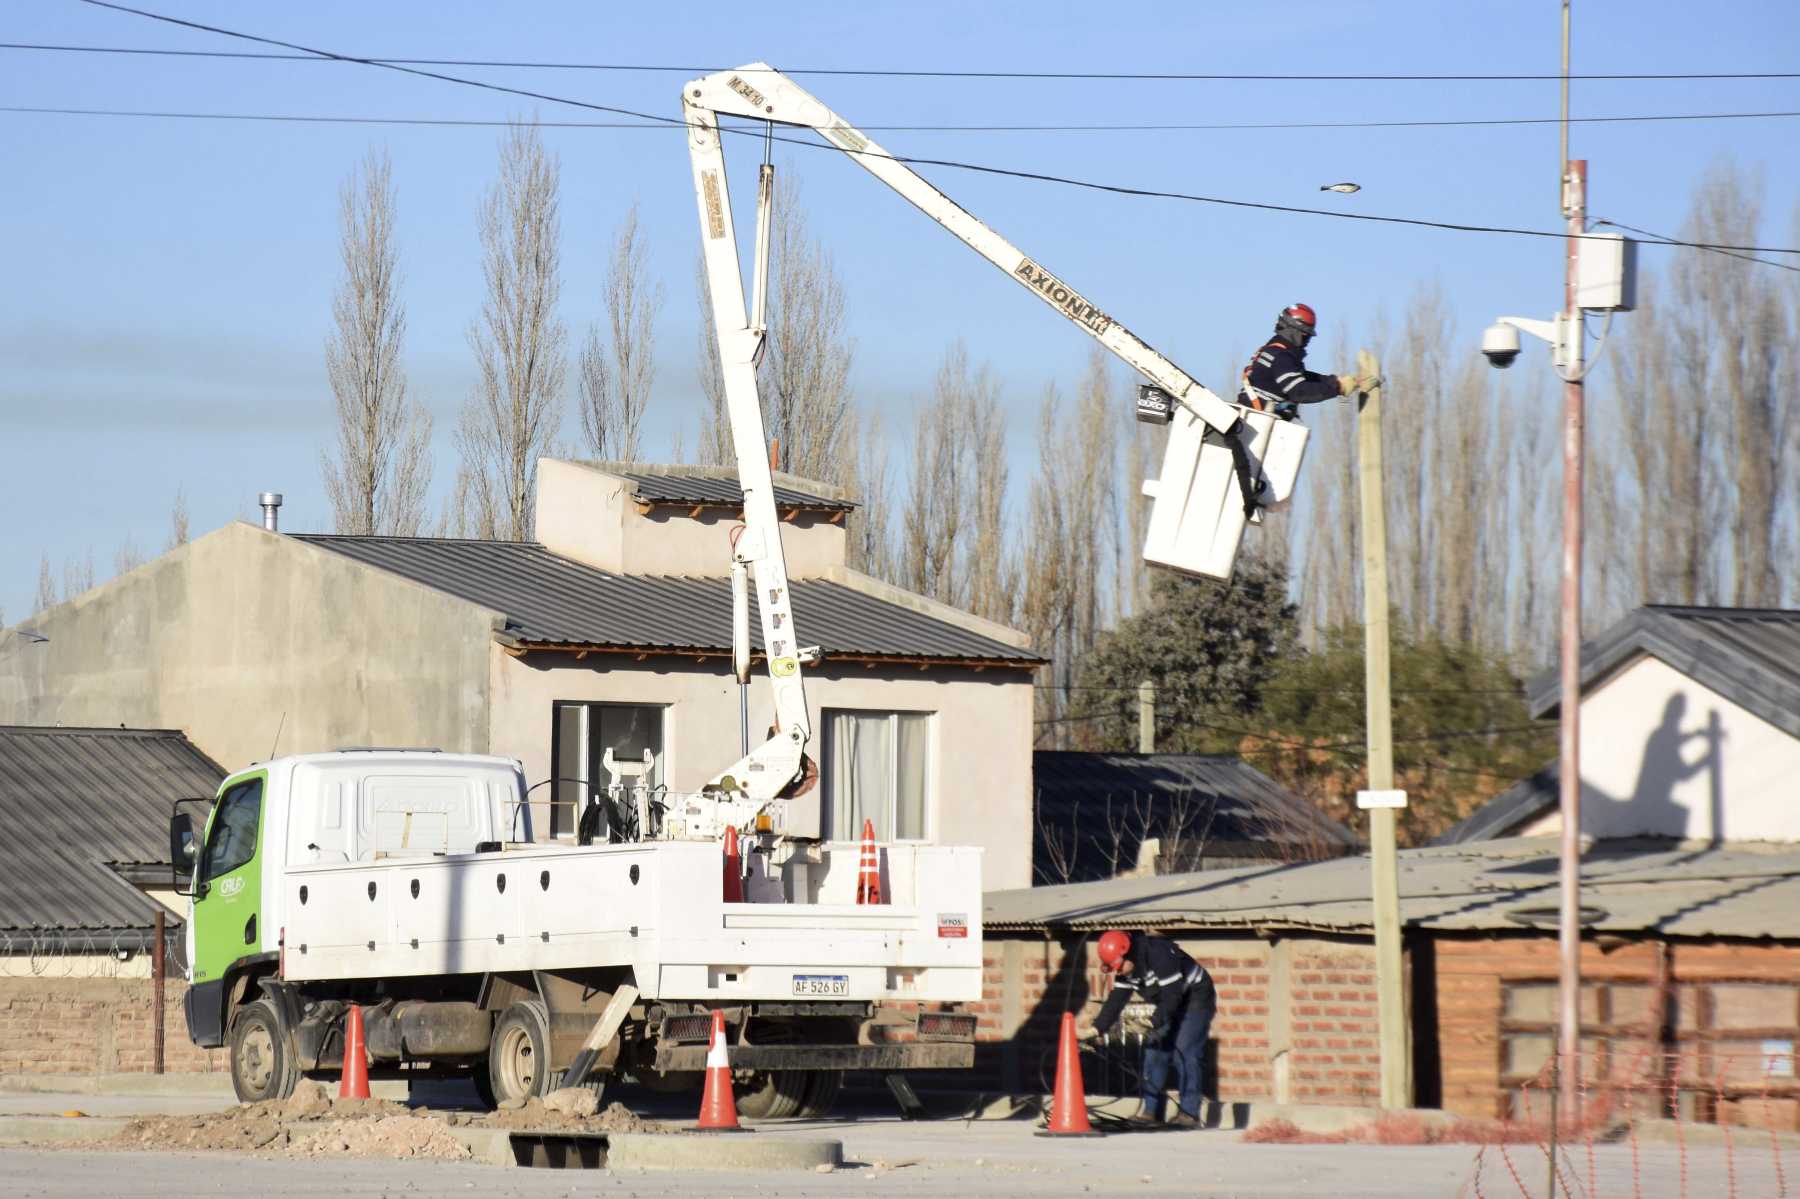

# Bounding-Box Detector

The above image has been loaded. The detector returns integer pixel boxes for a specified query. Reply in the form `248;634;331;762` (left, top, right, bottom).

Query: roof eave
499;638;1044;671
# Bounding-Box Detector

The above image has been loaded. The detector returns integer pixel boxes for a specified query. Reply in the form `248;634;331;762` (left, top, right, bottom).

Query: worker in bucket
1078;929;1216;1127
1225;302;1374;514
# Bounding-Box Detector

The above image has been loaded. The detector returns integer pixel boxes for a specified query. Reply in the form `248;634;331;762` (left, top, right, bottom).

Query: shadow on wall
1583;694;1725;842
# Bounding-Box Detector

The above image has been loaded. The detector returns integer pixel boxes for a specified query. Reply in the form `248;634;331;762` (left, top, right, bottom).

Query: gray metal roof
1033;752;1356;883
1529;606;1800;738
0;726;224;933
1430;761;1558;846
986;837;1800;941
615;467;856;513
296;536;1040;666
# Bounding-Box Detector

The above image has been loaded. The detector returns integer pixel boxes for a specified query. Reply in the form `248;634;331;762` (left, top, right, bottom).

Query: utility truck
172;750;982;1112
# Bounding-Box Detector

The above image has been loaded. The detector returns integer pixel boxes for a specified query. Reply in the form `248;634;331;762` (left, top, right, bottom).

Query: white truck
171;749;982;1111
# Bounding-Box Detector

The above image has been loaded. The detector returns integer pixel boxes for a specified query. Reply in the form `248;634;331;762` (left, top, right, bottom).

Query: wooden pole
153;908;166;1075
1137;680;1155;753
1358;349;1409;1109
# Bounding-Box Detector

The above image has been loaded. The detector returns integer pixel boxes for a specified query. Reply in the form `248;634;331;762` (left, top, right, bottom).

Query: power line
1593;217;1800;275
12;103;1800;135
71;3;1800;257
9;41;1800;82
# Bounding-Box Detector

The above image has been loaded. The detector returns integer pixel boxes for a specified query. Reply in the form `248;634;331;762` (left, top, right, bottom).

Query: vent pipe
259;492;283;532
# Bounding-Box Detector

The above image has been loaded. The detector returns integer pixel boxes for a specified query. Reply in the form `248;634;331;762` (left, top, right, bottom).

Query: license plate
792;974;849;997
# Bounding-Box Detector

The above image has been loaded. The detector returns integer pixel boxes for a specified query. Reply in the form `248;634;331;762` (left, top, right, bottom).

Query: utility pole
1137;680;1155;754
1556;0;1587;1128
1357;349;1408;1109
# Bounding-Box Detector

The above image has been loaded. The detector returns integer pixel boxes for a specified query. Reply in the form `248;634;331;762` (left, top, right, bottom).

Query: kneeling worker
1079;929;1216;1127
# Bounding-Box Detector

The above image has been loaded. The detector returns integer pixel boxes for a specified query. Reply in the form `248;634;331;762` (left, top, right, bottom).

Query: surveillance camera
1481;322;1522;369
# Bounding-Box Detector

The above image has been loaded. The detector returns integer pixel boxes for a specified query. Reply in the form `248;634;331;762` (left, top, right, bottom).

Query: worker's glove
1076;1023;1102;1042
1336;373;1370;397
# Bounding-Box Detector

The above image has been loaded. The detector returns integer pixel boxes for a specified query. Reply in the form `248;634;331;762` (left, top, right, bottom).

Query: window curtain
829;711;892;841
895;713;929;840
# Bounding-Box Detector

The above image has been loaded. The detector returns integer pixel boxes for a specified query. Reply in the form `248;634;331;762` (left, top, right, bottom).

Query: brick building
981;838;1800;1126
0;725;225;1074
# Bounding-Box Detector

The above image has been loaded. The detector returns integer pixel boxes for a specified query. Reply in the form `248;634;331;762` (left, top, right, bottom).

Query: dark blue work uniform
1092;933;1216;1121
1239;337;1346;417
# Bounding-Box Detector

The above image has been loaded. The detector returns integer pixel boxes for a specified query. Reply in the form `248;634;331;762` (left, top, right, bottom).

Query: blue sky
3;1;1798;622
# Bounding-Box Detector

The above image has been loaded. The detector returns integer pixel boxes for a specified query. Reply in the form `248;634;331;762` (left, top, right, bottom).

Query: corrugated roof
1033;752;1356;883
295;536;1039;665
0;726;224;932
619;469;856;513
1530;606;1800;738
986;837;1800;941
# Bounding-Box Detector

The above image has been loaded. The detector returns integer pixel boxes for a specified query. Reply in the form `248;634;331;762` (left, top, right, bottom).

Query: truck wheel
797;1069;843;1119
733;1070;810;1119
488;1001;552;1106
229;998;299;1103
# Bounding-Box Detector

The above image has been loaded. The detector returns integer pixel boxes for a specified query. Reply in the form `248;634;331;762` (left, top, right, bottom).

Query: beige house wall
0;523;498;773
488;647;1036;889
1519;654;1800;842
534;459;849;578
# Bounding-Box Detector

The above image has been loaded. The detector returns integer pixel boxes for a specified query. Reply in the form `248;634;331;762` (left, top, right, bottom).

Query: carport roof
0;725;223;934
297;536;1040;667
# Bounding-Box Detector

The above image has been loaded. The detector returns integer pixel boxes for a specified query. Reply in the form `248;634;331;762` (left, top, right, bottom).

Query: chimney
259;492;283;532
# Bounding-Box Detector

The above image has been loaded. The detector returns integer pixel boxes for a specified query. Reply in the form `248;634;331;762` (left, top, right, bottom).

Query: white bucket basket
1140;405;1310;581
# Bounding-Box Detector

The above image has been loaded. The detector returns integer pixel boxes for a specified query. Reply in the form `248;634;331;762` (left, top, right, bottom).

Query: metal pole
152;908;166;1074
1358;350;1408;1109
1557;157;1588;1128
1137;680;1155;753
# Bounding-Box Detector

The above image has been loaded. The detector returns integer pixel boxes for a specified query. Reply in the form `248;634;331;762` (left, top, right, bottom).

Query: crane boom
683;62;1310;814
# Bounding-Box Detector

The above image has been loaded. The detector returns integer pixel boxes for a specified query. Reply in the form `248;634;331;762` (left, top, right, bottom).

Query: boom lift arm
683;63;1308;818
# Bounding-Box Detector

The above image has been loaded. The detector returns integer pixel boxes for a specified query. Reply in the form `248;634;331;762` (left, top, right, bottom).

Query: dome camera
1482;322;1522;369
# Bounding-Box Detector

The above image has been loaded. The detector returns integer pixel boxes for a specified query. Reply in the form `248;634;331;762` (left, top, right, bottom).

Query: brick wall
0;977;223;1074
1286;943;1380;1104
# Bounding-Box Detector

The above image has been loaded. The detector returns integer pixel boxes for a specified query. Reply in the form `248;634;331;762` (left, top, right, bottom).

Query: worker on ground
1226;302;1373;515
1078;929;1216;1128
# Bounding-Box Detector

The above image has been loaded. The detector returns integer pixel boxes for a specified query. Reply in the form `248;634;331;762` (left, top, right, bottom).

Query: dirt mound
112;1086;469;1161
480;1098;657;1134
286;1114;472;1160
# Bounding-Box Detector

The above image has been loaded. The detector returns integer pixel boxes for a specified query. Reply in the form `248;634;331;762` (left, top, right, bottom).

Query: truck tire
229;998;299;1103
796;1069;843;1119
733;1069;810;1120
488;1000;552;1106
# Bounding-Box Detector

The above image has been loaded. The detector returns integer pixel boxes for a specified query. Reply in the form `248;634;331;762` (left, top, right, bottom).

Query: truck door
191;772;269;990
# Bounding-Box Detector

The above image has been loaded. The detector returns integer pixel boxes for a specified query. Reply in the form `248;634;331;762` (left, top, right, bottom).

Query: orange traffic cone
855;818;882;905
694;1009;747;1131
338;1004;370;1100
723;826;744;904
1036;1012;1102;1137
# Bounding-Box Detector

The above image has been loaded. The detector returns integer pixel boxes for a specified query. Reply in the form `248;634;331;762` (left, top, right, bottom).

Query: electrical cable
70;2;1800;257
10;41;1800;81
9;102;1800;135
1593;217;1800;275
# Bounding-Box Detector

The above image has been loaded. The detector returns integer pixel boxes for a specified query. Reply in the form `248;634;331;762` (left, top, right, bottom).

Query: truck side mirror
169;800;208;897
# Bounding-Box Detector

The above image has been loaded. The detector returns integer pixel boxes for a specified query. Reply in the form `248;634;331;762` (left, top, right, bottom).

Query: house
1436;605;1800;845
0;724;225;1073
1031;751;1357;883
982;837;1800;1126
0;461;1044;887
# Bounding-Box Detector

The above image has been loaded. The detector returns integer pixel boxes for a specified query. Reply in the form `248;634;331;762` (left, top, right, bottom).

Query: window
201;778;263;883
822;710;930;841
549;702;666;839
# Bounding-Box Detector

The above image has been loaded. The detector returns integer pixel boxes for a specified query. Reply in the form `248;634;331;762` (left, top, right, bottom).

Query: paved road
0;1125;1782;1198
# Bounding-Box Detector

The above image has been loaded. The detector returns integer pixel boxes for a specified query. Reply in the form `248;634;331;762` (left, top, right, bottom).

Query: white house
0;461;1043;887
1436;606;1800;844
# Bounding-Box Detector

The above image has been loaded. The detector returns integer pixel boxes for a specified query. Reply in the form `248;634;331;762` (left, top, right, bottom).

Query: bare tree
33;555;56;614
762;172;854;483
321;148;433;537
62;552;94;600
456;122;567;540
577;202;663;463
900;343;994;605
693;253;733;469
114;538;145;577
840;409;897;580
167;488;190;550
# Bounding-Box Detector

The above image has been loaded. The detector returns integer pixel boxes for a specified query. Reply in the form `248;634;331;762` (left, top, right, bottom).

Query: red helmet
1096;930;1132;972
1280;303;1317;335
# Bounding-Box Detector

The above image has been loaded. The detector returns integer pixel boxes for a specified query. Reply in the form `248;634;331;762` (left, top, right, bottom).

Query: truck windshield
201;779;262;883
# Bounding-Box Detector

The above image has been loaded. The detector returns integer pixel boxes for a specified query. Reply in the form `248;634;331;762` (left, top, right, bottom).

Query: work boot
1125;1102;1161;1127
1167;1109;1202;1129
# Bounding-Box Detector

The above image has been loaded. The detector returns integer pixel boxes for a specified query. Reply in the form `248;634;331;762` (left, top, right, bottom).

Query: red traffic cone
855;818;883;905
694;1009;747;1131
1036;1012;1102;1137
338;1004;370;1100
723;826;744;904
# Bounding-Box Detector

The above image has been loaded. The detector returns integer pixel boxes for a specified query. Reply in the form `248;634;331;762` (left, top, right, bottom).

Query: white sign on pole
1357;789;1408;810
